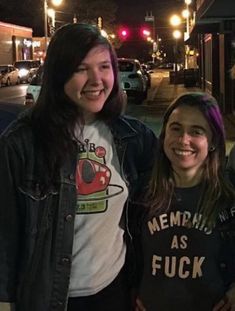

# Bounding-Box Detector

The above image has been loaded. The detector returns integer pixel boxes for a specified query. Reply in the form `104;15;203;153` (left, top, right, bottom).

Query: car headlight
19;69;29;78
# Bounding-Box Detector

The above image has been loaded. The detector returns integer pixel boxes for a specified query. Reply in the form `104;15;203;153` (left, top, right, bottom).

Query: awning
185;20;219;44
197;0;235;20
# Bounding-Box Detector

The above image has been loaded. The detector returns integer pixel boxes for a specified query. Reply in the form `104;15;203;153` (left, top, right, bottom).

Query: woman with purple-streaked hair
133;92;235;311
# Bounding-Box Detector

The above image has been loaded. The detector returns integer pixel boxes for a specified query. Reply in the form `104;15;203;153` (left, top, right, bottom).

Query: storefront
0;21;33;64
189;0;235;114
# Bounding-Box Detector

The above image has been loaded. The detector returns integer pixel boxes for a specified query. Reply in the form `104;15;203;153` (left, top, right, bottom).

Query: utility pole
145;11;156;62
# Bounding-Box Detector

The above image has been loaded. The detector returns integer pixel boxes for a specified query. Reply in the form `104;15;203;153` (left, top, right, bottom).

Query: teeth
174;149;193;156
85;90;101;96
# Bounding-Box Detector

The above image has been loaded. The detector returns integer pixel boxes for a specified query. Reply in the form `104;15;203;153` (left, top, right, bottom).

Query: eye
191;128;205;136
101;63;112;70
75;66;87;73
170;126;181;132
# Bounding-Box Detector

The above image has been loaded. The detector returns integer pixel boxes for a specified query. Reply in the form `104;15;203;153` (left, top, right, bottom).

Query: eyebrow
80;60;112;66
169;122;207;131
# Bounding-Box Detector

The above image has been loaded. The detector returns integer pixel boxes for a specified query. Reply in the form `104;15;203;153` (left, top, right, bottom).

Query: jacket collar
109;116;138;141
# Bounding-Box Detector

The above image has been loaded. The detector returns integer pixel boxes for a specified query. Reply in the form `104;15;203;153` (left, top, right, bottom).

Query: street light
44;0;63;49
183;0;192;68
170;14;182;27
172;30;182;84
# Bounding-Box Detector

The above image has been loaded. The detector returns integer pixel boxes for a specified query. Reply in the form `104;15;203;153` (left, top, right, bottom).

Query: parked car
24;65;43;105
14;60;40;83
157;62;174;69
0;102;26;134
141;63;152;88
118;58;148;105
0;65;20;87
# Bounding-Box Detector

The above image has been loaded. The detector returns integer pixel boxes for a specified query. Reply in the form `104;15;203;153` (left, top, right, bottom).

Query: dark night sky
0;0;183;36
0;0;184;61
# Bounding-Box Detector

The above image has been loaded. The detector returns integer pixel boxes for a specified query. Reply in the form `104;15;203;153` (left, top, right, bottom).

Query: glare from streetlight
47;8;55;19
52;0;63;6
185;0;192;5
170;14;182;27
182;9;190;19
101;29;108;38
173;29;182;39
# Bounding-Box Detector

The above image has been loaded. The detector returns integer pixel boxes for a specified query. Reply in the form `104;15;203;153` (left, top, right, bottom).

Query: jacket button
61;257;70;264
69;174;74;180
65;214;73;222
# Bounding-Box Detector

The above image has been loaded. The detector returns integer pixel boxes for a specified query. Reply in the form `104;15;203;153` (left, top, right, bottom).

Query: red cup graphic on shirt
76;159;111;195
75;141;123;214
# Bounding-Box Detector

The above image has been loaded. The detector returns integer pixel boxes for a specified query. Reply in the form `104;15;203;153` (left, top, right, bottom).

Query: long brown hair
31;23;125;180
146;92;234;225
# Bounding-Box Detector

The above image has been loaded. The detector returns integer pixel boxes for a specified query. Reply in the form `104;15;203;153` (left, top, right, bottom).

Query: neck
173;168;203;188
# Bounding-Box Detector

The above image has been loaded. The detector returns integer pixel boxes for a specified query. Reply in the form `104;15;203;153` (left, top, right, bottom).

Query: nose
178;132;191;144
88;68;101;84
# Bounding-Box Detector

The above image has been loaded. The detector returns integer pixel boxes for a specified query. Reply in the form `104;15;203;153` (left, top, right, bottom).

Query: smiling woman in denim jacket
0;23;157;311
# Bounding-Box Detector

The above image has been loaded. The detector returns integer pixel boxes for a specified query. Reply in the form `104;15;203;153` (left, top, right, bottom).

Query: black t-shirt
139;184;233;311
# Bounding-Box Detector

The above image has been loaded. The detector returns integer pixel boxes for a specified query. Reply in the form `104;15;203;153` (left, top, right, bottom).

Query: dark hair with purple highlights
146;92;234;225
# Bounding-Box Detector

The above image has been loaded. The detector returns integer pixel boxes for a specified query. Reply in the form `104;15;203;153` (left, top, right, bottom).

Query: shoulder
0;109;34;149
228;145;235;169
111;115;158;139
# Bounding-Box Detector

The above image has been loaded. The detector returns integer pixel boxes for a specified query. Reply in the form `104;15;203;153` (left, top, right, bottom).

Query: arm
212;283;235;311
227;283;235;310
0;136;22;303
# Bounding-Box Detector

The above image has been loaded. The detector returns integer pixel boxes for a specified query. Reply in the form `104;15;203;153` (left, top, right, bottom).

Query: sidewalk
151;76;235;154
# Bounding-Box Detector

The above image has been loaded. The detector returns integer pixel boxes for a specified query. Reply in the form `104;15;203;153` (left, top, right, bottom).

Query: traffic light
140;27;151;38
118;27;130;40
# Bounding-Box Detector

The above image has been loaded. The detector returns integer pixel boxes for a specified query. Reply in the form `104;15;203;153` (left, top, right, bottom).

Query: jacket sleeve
219;205;235;289
0;136;22;302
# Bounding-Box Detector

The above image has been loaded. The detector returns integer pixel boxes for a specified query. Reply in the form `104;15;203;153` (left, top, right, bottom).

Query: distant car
118;58;148;104
14;60;40;83
0;102;26;134
0;65;20;87
24;65;43;105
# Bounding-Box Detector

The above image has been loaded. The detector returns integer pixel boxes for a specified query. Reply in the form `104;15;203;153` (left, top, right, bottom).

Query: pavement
147;75;235;155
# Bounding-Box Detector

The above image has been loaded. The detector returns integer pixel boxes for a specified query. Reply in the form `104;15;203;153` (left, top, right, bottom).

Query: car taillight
25;93;34;105
128;73;139;79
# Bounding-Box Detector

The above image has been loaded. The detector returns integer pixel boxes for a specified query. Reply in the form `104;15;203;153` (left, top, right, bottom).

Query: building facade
0;21;33;64
189;0;235;114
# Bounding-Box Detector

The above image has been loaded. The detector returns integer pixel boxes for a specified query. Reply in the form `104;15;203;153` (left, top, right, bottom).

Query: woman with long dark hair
135;92;235;311
0;23;157;311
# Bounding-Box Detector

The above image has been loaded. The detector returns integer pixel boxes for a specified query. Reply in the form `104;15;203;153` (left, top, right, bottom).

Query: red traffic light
140;27;151;37
118;27;130;40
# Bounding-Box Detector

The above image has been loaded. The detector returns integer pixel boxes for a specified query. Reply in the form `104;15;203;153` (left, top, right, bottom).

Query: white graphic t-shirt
69;120;128;297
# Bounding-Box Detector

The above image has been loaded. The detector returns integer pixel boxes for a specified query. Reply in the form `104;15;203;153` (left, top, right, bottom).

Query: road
0;83;28;105
0;70;168;138
126;70;169;136
0;69;233;153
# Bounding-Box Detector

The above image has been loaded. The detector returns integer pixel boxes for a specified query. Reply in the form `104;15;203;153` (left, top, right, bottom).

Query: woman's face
64;45;114;122
163;105;213;185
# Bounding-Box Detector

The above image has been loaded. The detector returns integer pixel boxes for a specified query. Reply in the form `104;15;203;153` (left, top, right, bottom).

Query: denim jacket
0;112;157;311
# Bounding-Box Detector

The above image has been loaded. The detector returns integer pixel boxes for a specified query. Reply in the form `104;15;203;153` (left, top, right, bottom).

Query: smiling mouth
82;90;104;96
174;149;194;156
